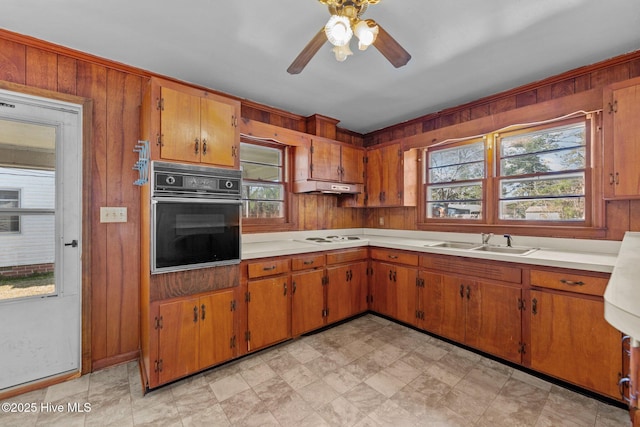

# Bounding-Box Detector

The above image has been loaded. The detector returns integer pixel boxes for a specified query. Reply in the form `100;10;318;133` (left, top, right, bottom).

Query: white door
0;89;82;390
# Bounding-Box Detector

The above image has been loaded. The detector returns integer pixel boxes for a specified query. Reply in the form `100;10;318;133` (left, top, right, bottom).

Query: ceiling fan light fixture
325;14;352;46
354;19;378;50
332;44;353;62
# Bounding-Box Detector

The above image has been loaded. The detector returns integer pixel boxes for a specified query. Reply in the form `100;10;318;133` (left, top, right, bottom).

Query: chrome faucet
504;234;513;247
481;233;493;245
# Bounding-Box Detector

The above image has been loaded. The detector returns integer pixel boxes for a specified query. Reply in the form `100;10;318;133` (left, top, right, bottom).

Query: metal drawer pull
618;376;632;403
201;304;206;321
388;255;398;259
560;279;585;286
263;265;276;271
303;260;314;265
459;284;464;298
193;306;198;323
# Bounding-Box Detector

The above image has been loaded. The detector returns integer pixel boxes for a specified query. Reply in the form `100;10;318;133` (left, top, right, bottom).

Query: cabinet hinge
156;133;163;147
608;100;618;114
363;156;368;164
232;114;238;128
245;331;251;342
518;342;526;354
310;163;314;173
157;97;164;111
154;359;163;372
398;149;402;157
231;145;238;158
154;316;163;330
230;335;236;349
322;308;329;317
245;292;251;302
310;145;314;154
230;300;236;311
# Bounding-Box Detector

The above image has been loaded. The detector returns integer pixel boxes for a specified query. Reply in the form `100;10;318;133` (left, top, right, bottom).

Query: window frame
0;188;21;233
419;114;598;233
493;117;591;226
424;138;487;222
239;139;291;229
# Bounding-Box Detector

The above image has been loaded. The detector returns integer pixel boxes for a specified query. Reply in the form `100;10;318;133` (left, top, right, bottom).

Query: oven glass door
152;198;241;273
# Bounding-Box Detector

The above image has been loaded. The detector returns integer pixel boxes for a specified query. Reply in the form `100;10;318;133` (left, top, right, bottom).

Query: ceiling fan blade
287;28;328;74
372;23;411;68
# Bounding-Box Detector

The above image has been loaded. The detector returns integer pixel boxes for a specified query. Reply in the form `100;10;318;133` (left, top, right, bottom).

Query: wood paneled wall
0;29;362;371
1;27;639;372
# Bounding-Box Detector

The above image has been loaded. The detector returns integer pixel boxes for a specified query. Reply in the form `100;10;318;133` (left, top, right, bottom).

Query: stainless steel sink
471;245;538;255
429;241;482;250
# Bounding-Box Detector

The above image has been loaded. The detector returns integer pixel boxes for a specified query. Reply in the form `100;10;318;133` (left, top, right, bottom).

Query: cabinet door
382;144;403;206
438;275;466;343
466;281;522;363
310;140;341;181
370;261;394;317
394;265;418;327
530;290;622;399
160;86;201;163
291;269;325;336
366;147;384;207
604;81;640;198
247;277;290;351
341;145;365;184
158;298;199;384
420;272;444;334
200;97;238;168
349;261;369;315
199;290;235;369
326;264;351;324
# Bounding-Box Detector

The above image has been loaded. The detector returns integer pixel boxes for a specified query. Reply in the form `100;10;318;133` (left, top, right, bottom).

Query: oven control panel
152;161;242;198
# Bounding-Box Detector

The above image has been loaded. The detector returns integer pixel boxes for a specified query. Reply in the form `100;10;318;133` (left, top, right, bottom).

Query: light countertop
242;228;619;273
604;232;640;343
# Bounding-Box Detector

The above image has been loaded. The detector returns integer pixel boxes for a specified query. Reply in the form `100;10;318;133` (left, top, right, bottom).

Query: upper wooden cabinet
365;142;418;207
603;77;640;199
140;78;240;168
294;138;365;185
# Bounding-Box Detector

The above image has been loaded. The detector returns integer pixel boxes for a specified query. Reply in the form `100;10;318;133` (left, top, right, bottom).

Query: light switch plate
100;207;127;223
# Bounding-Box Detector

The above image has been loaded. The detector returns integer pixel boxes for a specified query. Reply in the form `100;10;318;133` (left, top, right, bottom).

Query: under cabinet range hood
292;180;363;194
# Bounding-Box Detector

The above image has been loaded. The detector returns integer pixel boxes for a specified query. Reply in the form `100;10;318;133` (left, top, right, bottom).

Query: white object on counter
604;231;640;339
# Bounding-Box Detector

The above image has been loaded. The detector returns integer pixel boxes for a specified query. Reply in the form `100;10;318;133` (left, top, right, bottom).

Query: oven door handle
152;197;242;205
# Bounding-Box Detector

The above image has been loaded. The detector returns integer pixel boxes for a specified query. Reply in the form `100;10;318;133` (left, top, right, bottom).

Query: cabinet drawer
291;254;325;271
370;248;419;266
530;269;609;296
247;258;289;279
326;248;368;265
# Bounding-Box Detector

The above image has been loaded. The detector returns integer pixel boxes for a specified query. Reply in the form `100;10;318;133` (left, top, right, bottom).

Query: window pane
427;202;482;219
500;123;585;157
242;163;281;181
428;183;483;202
501;173;585;199
242;183;284;201
242;201;284;219
240;143;281;165
430;142;485;167
430;162;484;183
499;197;585;221
501;147;585;176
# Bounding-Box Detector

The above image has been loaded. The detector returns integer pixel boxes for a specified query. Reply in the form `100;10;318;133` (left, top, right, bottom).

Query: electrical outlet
379;216;384;226
100;207;127;223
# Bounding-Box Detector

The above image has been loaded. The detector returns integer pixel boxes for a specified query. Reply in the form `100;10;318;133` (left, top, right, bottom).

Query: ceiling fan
287;0;411;74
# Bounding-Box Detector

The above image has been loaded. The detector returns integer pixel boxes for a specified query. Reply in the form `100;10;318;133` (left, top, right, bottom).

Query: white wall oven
151;161;241;274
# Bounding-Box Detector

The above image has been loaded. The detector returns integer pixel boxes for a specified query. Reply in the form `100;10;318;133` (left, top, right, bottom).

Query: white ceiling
1;0;639;134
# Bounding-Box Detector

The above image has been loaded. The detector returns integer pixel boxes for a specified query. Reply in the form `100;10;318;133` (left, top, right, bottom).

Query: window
426;140;485;219
423;115;591;227
496;120;586;222
0;189;20;233
240;142;286;220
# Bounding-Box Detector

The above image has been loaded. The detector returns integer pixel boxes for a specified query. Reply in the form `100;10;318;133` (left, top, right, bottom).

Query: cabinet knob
202;139;207;155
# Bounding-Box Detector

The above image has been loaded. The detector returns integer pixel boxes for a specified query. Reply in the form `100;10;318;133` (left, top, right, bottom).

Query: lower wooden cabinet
326;260;368;324
291;269;325;336
529;289;622;399
247;276;291;352
157;289;236;386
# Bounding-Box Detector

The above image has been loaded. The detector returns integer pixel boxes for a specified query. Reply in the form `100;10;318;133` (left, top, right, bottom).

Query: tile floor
0;314;630;426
